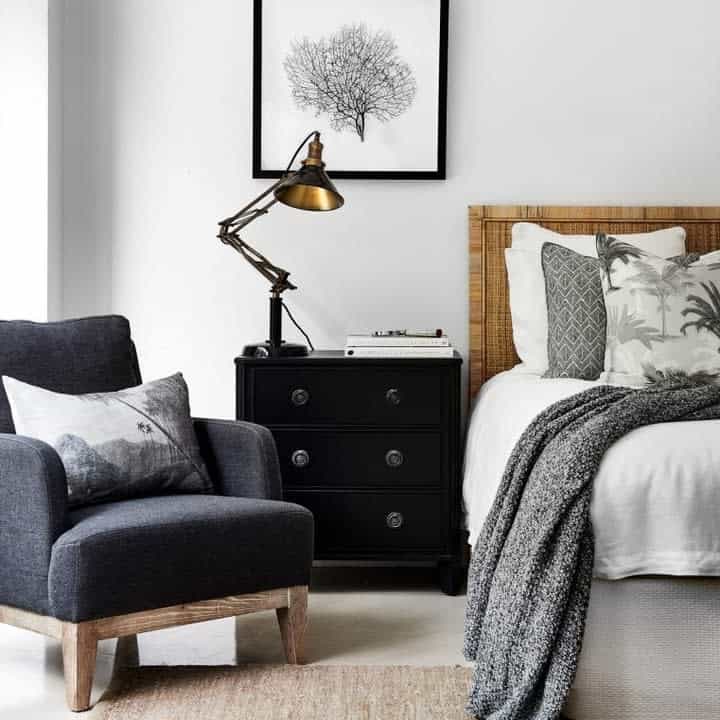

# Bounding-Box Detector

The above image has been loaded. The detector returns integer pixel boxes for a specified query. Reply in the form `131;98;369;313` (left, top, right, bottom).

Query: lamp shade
275;166;344;211
274;132;344;211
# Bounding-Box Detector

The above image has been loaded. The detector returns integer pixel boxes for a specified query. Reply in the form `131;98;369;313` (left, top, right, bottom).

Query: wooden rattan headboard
469;205;720;398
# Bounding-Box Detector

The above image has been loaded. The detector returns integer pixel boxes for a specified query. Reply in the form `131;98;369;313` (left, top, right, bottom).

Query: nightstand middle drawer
273;430;443;488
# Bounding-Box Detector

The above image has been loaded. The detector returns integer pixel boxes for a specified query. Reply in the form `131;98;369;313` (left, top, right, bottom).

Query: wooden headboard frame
469;205;720;398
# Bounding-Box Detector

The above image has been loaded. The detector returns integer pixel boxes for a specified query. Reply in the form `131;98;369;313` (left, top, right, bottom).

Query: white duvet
463;369;720;579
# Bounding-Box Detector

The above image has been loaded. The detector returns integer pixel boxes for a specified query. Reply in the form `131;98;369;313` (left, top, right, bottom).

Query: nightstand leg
438;559;466;596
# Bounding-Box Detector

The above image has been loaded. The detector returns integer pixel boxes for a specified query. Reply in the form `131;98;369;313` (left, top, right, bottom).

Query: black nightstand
235;350;465;594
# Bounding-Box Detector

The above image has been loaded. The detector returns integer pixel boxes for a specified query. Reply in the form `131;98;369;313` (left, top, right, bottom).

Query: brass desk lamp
217;131;344;357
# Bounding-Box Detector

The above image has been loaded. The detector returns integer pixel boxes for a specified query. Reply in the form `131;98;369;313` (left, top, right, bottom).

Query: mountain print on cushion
3;373;212;507
597;234;720;384
541;242;606;379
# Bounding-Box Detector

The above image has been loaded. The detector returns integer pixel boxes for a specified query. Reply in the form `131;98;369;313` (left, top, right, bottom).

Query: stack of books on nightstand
344;330;454;357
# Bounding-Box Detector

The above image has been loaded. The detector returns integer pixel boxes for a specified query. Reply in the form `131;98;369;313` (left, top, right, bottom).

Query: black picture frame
252;0;449;180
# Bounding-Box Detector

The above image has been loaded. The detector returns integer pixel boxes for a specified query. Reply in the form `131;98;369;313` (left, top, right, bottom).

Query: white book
344;346;455;358
346;334;450;347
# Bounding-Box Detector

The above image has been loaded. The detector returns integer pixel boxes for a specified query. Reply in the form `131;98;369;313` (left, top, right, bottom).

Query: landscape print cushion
3;373;212;507
541;242;606;379
597;233;720;384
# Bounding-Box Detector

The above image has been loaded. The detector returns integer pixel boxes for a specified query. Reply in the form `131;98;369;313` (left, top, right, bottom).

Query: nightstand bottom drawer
285;491;445;554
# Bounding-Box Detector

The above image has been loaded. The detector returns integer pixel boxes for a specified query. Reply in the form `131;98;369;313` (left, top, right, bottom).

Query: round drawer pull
386;512;404;530
291;449;310;468
290;388;310;407
385;388;402;406
385;449;404;468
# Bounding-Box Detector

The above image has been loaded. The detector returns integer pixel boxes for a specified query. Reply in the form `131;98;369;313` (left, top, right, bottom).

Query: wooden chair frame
0;585;308;712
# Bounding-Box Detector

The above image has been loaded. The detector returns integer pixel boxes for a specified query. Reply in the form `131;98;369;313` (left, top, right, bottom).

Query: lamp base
242;341;309;359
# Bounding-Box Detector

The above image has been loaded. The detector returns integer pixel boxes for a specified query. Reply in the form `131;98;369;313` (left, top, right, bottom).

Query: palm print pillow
597;233;720;384
3;372;212;507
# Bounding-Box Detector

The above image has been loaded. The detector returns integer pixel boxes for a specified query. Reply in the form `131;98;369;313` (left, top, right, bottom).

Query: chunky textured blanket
463;382;720;720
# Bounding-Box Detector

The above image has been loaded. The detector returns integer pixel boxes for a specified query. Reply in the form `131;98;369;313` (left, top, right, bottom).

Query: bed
465;205;720;720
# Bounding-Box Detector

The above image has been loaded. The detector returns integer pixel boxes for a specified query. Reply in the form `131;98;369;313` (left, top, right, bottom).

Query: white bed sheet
463;369;720;579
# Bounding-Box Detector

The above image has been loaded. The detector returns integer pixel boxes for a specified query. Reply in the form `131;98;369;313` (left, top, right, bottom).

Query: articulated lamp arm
215;131;343;357
217;177;297;294
216;130;342;297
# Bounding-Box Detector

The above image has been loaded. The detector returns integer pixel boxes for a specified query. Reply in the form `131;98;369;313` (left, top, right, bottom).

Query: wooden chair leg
276;585;308;664
61;622;98;712
115;633;140;668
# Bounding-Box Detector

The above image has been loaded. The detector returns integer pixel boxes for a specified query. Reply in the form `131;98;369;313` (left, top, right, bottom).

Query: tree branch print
284;24;416;141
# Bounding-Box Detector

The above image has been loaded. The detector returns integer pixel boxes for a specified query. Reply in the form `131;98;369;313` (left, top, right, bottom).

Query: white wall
61;0;113;318
0;0;57;321
61;0;720;418
47;0;64;320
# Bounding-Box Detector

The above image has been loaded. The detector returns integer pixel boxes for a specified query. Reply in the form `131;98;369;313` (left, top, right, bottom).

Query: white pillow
506;223;687;373
699;249;720;265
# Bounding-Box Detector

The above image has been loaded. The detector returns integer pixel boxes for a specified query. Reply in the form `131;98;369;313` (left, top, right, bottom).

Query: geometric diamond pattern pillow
541;242;607;379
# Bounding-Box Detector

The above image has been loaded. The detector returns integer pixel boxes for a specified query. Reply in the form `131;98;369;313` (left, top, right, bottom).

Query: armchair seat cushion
48;495;313;622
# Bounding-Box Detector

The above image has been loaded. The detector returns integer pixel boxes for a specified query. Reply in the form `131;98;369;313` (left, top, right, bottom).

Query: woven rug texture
91;664;473;720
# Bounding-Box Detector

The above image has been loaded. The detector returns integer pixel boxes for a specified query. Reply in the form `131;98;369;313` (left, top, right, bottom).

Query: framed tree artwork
253;0;449;180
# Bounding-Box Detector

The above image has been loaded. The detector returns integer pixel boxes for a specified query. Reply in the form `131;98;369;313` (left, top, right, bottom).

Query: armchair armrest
193;418;282;500
0;434;68;615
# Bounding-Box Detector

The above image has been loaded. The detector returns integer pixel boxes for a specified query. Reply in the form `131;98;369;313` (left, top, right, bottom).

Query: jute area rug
91;664;473;720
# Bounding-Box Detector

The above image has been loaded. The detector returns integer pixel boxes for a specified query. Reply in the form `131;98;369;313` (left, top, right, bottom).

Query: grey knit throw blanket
463;381;720;720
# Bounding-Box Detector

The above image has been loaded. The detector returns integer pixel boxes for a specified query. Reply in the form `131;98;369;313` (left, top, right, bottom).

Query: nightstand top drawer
242;365;450;426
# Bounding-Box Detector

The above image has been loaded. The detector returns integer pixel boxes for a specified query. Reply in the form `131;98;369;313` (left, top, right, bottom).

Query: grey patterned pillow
3;372;212;507
541;242;606;379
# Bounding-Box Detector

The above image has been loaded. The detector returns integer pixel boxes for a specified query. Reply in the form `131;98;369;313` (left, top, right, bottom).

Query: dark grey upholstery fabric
0;315;141;433
0;434;68;615
48;495;314;622
194;418;282;500
541;242;606;380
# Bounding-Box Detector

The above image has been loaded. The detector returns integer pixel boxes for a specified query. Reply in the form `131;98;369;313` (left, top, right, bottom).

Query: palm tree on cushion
680;281;720;351
606;305;662;373
596;232;645;291
668;253;701;269
627;261;694;338
136;422;156;465
643;364;720;386
116;396;204;476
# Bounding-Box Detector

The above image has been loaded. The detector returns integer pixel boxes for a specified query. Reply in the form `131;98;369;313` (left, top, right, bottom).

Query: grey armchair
0;316;313;711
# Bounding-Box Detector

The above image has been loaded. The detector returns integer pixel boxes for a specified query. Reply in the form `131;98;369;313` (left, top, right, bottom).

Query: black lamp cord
282;300;315;351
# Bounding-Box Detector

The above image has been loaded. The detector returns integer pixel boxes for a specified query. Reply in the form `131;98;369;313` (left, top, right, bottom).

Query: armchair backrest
0;315;142;433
